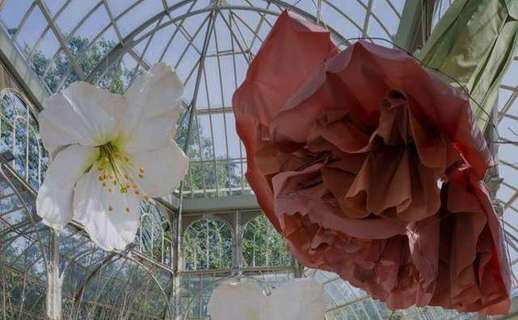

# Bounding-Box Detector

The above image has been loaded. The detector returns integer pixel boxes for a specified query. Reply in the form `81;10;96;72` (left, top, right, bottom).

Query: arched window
138;202;173;265
241;215;291;268
183;218;232;271
0;90;47;188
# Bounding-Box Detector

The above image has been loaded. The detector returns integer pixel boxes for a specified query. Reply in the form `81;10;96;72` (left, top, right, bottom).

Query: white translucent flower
36;64;189;251
208;278;326;320
208;280;265;320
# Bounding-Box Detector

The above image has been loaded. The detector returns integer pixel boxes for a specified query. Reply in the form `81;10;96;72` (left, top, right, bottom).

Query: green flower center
96;142;148;202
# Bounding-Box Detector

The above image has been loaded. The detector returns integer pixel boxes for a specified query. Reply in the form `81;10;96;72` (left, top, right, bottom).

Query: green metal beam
181;194;259;213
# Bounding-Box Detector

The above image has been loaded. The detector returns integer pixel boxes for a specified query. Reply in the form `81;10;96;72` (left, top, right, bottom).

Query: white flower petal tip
121;63;186;153
37;63;190;252
126;63;184;110
140;63;184;98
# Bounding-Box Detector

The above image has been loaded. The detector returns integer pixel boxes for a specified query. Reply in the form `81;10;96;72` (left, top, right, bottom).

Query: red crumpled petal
233;10;338;232
430;166;510;314
232;11;509;314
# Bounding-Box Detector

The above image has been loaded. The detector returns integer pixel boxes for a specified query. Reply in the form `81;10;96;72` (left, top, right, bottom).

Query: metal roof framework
0;0;516;319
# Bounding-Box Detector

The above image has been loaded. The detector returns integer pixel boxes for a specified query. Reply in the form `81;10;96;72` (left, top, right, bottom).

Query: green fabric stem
417;0;518;130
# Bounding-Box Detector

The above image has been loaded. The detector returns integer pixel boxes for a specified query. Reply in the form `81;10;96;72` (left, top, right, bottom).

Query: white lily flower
36;64;189;251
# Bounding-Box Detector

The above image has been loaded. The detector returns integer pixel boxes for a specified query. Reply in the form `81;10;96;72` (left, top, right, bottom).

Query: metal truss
0;0;516;319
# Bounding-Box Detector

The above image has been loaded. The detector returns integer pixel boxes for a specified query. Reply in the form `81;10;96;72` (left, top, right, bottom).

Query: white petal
39;82;125;156
208;280;265;320
122;110;183;154
36;145;99;230
129;143;188;197
265;279;326;320
73;168;140;251
125;63;184;122
121;63;184;153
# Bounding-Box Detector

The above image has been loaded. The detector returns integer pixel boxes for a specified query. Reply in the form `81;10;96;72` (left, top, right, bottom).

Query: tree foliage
29;37;127;94
242;215;291;267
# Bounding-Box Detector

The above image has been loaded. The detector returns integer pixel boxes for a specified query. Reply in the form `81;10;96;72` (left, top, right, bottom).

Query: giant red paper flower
233;11;510;314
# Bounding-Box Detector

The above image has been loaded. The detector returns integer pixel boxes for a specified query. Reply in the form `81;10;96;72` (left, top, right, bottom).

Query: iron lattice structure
0;0;515;319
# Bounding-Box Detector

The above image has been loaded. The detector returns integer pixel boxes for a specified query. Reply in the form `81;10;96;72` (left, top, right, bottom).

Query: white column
46;230;63;320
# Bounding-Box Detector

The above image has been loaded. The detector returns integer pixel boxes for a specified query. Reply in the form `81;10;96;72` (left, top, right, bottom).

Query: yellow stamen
96;142;146;199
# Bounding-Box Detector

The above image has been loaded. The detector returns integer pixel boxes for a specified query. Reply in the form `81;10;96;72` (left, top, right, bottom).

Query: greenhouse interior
0;0;517;319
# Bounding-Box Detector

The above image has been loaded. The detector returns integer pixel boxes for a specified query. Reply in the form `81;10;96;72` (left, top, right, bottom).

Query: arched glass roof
0;0;411;199
0;0;516;319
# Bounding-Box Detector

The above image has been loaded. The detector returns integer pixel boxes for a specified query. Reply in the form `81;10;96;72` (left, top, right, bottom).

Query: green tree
183;218;232;270
242;215;291;267
29;37;127;94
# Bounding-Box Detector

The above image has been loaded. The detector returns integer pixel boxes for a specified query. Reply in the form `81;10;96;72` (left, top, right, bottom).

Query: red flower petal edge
233;11;510;314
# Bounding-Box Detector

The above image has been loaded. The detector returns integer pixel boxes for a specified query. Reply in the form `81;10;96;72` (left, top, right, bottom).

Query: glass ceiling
0;0;408;199
0;0;516;317
0;0;512;219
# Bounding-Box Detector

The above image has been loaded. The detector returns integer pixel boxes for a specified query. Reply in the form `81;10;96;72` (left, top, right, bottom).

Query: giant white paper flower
36;64;189;251
208;278;326;320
